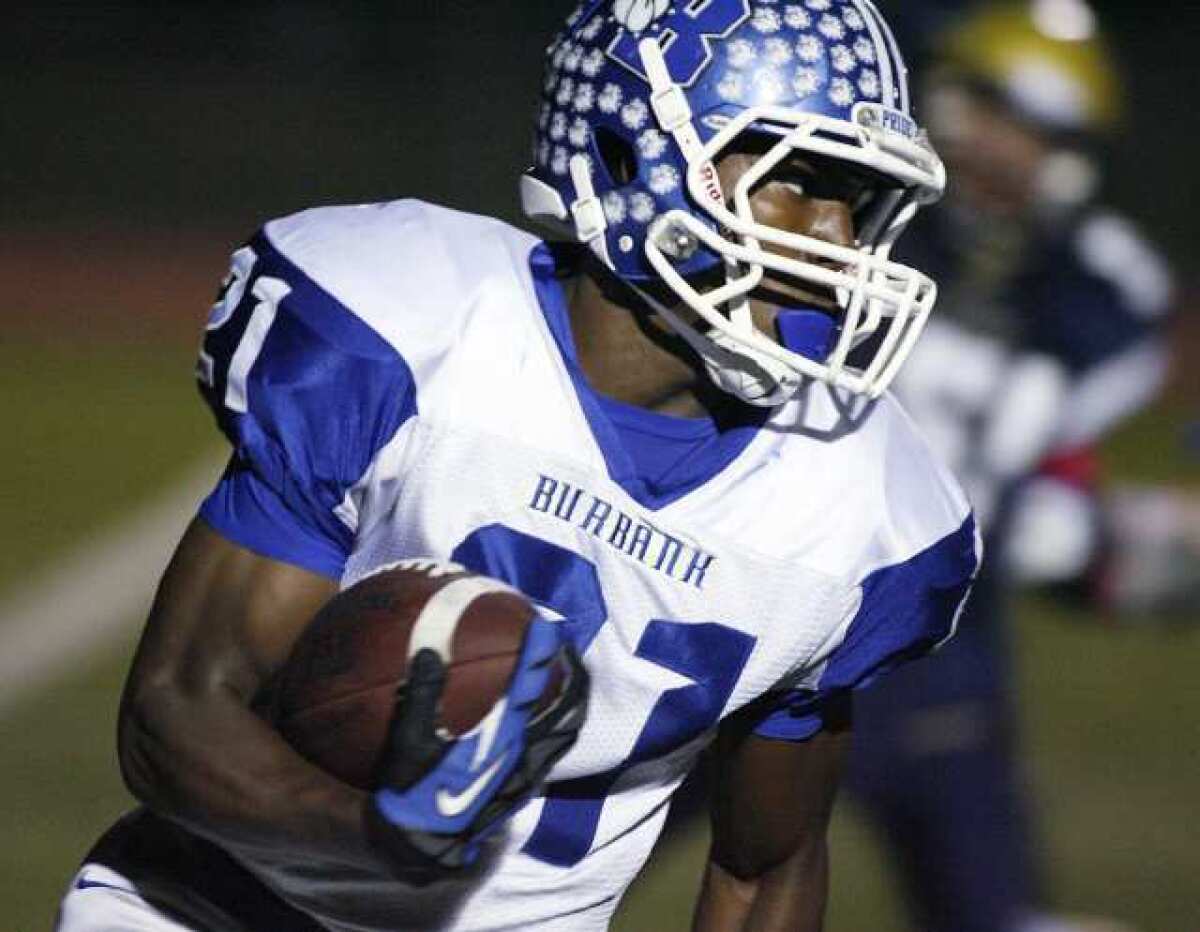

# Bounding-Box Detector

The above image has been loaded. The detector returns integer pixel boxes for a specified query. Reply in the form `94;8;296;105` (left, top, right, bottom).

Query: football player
843;3;1171;931
55;2;978;930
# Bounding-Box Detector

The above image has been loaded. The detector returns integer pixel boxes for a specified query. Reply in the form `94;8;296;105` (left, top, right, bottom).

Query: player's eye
765;159;816;197
802;171;864;204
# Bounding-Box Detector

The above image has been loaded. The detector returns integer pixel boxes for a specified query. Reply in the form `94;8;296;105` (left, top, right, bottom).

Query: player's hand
364;620;588;884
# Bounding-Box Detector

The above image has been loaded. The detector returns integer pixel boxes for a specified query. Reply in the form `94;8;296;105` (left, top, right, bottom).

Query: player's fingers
377;648;448;789
400;647;447;720
558;644;589;714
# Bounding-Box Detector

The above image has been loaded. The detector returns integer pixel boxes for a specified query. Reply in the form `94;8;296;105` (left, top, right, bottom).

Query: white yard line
0;455;226;713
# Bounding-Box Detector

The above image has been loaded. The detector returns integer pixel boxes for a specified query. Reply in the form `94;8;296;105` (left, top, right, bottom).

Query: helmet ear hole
594;126;638;186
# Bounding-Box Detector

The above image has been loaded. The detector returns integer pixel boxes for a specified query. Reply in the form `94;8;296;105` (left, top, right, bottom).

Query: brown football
273;560;537;790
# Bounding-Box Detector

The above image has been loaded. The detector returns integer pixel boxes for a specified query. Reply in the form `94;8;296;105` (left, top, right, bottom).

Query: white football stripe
407;576;517;662
0;454;226;713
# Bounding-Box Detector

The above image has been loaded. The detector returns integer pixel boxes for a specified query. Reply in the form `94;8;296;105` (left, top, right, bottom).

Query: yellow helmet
937;0;1121;134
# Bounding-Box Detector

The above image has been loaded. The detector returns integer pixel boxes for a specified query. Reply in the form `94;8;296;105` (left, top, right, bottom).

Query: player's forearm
118;679;380;871
114;521;383;869
692;839;829;932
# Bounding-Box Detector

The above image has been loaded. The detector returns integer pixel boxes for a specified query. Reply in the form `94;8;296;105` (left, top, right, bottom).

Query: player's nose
803;198;854;251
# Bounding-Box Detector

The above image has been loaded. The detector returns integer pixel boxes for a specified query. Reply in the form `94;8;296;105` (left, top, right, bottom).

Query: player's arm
692;700;851;932
116;517;388;868
119;226;585;880
691;465;981;930
113;229;401;868
119;515;585;882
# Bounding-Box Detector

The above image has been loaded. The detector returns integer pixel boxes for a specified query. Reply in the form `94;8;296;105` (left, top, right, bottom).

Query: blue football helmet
521;0;946;404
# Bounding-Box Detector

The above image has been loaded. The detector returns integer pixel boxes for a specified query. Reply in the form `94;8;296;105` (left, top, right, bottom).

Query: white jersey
181;200;977;931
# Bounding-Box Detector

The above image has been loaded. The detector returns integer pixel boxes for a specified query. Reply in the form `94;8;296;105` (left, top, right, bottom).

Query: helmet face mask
647;97;943;402
522;0;946;405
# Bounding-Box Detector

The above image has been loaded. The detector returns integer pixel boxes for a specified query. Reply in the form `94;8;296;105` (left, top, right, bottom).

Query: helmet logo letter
608;0;751;86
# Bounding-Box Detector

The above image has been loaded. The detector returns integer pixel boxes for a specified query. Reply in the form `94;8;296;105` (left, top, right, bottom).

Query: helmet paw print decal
531;0;913;251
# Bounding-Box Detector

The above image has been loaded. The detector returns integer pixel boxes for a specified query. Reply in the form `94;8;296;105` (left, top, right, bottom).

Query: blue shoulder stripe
821;513;979;693
198;229;418;573
751;514;978;743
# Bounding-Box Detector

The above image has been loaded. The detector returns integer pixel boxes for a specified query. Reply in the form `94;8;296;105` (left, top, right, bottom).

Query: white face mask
635;40;947;406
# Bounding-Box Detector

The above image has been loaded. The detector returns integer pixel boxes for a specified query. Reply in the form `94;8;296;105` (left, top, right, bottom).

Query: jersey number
452;524;755;867
197;246;289;414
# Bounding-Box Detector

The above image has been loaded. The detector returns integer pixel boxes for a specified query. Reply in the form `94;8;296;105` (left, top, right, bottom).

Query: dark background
4;1;1197;261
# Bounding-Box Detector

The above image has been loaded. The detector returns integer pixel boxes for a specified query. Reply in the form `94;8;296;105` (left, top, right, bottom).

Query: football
273;560;539;790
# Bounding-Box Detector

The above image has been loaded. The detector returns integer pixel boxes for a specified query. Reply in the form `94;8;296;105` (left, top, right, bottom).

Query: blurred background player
842;3;1173;931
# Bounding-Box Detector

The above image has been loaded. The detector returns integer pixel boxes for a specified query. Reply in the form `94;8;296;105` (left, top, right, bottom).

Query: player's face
714;145;862;333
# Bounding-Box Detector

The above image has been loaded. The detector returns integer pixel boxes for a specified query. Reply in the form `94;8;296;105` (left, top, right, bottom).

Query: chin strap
1035;149;1098;214
568;154;613;269
703;331;807;406
626;280;804;407
639;39;708;167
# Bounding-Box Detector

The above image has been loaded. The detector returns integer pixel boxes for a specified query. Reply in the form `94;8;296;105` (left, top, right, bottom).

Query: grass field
1;335;1196;932
0;338;216;590
0;336;217;929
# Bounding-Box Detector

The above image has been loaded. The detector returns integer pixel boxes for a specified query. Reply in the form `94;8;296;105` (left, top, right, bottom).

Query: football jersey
194;199;978;931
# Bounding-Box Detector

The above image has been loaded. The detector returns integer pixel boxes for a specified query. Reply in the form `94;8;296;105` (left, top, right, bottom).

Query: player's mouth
750;275;840;313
